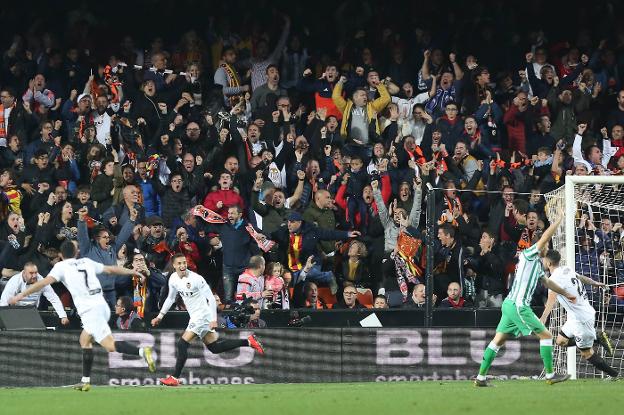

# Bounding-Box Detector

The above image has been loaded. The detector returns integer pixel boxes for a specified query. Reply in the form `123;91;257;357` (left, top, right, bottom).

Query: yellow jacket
332;82;390;140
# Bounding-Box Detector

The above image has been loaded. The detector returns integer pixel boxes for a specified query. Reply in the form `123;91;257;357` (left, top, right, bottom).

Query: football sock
173;338;190;378
587;353;619;377
206;339;248;354
115;341;140;356
540;339;554;375
82;348;94;379
478;341;501;378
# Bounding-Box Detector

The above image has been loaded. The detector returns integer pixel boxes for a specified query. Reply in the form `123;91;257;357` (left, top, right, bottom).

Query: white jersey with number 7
48;257;106;316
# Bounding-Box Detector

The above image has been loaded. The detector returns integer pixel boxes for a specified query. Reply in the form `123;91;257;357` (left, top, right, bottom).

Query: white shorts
561;319;596;350
187;317;215;339
80;302;112;343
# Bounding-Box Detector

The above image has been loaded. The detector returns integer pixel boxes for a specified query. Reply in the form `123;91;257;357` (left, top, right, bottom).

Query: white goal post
546;175;624;379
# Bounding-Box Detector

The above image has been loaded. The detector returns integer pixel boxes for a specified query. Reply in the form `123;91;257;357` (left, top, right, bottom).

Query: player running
8;241;155;391
151;253;265;387
475;212;575;386
540;250;618;378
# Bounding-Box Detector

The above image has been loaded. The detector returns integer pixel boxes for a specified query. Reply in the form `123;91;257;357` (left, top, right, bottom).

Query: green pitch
0;380;621;415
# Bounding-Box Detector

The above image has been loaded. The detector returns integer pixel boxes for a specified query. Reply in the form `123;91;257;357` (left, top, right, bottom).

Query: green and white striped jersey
507;244;544;307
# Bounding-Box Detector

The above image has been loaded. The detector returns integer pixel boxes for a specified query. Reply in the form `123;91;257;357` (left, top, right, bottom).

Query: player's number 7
79;270;89;289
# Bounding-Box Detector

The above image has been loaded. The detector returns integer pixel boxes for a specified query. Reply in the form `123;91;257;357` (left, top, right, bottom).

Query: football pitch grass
0;380;621;415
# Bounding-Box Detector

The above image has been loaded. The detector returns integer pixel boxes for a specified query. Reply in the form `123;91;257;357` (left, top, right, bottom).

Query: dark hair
118;295;134;312
221;46;236;57
513;199;529;215
439;223;456;239
60;240;77;259
545;250;561;266
481;228;497;242
171;252;186;262
374;294;387;303
0;87;15;98
265;64;279;74
228;204;243;214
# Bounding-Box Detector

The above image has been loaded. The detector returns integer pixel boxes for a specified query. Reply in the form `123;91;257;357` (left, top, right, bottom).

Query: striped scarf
0;103;14;138
221;63;240;87
425;85;456;114
288;234;303;271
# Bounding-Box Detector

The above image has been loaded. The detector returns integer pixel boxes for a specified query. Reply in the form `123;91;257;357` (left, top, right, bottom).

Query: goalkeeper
475;211;574;386
540;250;618;378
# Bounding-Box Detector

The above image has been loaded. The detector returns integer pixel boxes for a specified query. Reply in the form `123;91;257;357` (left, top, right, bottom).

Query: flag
246;224;276;253
192;205;227;223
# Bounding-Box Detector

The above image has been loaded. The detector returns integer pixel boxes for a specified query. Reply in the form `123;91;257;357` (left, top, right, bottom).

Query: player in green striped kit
475;211;576;386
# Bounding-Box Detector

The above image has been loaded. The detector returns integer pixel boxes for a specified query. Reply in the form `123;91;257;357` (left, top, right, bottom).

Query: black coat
270;222;349;269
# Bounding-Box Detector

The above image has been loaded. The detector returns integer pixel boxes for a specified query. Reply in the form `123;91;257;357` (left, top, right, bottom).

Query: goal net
544;176;624;378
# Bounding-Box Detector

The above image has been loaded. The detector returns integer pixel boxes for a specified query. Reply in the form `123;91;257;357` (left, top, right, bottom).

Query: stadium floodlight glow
545;175;624;380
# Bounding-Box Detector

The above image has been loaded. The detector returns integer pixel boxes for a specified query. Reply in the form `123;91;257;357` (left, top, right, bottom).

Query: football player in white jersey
151;253;265;387
541;250;619;378
9;241;156;391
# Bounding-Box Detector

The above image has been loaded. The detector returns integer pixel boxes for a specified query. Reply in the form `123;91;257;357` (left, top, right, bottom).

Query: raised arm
535;211;564;252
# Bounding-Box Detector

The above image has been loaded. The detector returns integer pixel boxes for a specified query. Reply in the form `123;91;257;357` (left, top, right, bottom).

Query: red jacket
503;104;549;153
335;174;391;227
202;189;245;217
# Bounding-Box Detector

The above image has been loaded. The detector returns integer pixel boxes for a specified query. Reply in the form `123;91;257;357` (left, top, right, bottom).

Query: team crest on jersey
186;282;191;289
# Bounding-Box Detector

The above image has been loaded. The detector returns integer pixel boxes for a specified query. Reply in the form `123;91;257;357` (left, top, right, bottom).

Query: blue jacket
138;178;160;217
210;220;260;268
77;218;135;291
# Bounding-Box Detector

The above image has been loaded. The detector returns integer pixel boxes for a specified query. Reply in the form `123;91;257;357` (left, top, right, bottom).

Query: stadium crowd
1;1;624;321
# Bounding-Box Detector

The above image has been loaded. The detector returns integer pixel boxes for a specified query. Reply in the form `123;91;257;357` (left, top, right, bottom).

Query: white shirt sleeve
0;274;21;306
48;263;65;283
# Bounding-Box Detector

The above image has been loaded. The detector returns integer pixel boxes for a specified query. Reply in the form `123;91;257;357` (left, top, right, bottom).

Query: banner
0;329;542;386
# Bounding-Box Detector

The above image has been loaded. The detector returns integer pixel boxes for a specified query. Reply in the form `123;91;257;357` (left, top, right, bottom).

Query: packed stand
1;2;624;319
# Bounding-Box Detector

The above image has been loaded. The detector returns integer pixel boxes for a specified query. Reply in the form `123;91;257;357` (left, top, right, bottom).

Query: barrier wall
0;328;542;386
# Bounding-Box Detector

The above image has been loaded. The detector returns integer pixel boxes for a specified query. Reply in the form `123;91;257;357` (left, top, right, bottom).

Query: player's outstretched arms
576;273;606;287
102;265;145;277
7;276;56;305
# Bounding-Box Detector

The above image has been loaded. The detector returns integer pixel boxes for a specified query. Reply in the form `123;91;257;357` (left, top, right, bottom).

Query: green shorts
496;299;547;337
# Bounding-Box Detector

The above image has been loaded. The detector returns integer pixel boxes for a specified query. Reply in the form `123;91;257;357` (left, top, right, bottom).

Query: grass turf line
0;380;621;415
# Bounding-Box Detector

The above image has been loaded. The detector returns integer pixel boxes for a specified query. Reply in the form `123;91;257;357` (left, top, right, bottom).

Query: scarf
0;103;14;138
132;275;147;318
392;251;419;302
220;63;241;87
426;85;456;114
288;233;303;271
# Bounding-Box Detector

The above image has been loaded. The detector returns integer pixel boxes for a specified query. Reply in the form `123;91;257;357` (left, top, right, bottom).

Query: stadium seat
317;287;337;307
357;288;373;308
